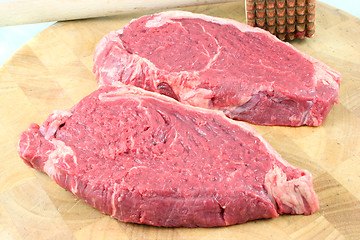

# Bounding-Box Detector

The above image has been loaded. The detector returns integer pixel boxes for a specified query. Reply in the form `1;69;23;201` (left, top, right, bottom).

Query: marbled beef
18;84;319;227
93;11;341;126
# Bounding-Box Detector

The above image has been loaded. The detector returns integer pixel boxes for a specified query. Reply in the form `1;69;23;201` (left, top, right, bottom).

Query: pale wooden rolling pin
0;0;236;26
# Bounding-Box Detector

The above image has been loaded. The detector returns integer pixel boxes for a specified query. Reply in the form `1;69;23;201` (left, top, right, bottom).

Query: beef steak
18;83;319;227
93;11;341;126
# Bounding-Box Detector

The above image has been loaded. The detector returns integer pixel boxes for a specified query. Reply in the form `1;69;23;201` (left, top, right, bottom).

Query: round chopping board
0;1;359;239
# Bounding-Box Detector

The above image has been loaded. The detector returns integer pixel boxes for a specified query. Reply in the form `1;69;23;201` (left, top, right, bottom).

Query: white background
0;0;359;66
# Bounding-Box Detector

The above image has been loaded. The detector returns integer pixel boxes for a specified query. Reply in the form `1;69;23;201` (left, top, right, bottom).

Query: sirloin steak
18;83;319;227
93;11;341;126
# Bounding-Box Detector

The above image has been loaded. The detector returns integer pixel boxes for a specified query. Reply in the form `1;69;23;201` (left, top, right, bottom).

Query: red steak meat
18;84;319;227
93;11;341;126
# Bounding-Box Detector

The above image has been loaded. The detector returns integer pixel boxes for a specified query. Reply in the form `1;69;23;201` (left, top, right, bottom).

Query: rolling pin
0;0;315;40
0;0;235;27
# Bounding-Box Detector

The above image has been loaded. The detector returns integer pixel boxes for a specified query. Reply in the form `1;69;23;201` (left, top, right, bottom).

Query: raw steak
93;11;341;126
18;83;319;227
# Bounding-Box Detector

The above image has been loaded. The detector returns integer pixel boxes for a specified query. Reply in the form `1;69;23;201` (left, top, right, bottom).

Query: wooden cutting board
1;1;359;239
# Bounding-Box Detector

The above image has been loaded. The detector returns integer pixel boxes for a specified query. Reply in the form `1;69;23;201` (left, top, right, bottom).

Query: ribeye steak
18;83;319;227
93;11;341;126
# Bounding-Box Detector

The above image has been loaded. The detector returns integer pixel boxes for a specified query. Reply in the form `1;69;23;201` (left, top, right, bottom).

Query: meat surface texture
93;11;341;126
18;83;319;227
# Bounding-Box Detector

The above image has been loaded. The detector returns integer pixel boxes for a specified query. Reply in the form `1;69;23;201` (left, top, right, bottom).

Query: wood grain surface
1;1;360;239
